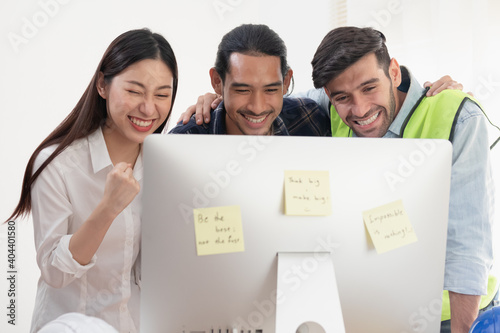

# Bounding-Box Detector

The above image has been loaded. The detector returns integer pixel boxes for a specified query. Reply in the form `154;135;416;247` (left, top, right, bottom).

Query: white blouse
30;128;142;333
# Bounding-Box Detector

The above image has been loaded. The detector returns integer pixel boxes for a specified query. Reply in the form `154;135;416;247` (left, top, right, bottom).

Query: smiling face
98;58;174;147
324;53;402;138
211;52;292;135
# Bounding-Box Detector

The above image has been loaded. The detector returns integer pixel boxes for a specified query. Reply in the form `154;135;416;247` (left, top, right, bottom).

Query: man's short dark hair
311;26;391;89
214;24;290;83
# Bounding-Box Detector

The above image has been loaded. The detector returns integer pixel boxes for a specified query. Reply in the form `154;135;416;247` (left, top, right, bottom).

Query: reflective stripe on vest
329;89;497;321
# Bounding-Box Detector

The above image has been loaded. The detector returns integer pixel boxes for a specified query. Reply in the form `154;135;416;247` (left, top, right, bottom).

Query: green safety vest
329;89;499;321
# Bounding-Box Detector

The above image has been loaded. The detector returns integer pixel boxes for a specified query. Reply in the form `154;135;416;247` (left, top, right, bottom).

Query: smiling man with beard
311;26;496;333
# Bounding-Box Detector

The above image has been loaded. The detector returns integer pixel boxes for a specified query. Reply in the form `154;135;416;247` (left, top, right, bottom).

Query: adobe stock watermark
384;140;437;191
474;74;500;102
87;268;134;317
5;220;17;326
212;0;244;21
7;0;73;54
401;297;442;332
365;0;403;31
233;235;341;330
178;135;275;225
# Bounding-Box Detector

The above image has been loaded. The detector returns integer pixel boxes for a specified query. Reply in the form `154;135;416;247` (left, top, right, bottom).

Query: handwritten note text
193;205;245;256
363;200;417;254
284;170;332;216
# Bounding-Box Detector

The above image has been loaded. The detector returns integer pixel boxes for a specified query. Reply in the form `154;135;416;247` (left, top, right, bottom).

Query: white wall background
0;0;498;332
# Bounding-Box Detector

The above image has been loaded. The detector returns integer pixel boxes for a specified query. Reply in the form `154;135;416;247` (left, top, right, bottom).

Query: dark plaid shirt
169;97;331;136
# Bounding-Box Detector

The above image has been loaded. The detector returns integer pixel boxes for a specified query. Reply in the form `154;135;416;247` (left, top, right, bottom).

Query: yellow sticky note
193;205;245;256
284;170;332;216
363;200;418;254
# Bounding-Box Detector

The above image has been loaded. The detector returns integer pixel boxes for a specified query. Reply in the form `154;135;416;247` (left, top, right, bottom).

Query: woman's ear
96;72;107;99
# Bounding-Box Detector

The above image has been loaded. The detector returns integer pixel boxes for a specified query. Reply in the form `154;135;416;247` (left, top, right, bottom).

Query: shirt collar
385;66;426;137
88;127;113;174
87;127;143;180
211;101;289;135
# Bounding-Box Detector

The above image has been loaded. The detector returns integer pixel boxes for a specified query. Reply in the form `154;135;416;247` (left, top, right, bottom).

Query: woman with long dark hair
8;28;178;333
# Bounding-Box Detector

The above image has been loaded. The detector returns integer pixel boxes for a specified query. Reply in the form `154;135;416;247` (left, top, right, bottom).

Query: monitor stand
275;252;345;333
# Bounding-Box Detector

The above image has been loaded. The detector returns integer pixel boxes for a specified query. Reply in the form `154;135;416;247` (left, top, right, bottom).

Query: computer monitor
141;134;452;333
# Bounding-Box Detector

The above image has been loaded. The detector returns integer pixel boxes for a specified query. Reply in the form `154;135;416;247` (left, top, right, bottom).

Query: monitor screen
141;134;451;333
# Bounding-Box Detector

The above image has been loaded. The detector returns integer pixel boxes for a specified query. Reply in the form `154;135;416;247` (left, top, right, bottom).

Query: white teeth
357;113;379;126
244;115;266;124
130;117;152;127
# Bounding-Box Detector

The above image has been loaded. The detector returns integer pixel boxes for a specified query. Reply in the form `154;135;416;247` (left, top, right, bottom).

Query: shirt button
126;239;133;247
120;304;127;312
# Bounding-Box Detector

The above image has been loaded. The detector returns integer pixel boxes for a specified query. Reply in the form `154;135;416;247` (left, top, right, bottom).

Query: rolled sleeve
32;150;96;288
444;100;495;295
51;235;96;279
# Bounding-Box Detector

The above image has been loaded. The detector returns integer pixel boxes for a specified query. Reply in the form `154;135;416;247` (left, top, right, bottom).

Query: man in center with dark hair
311;26;496;333
170;24;331;136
